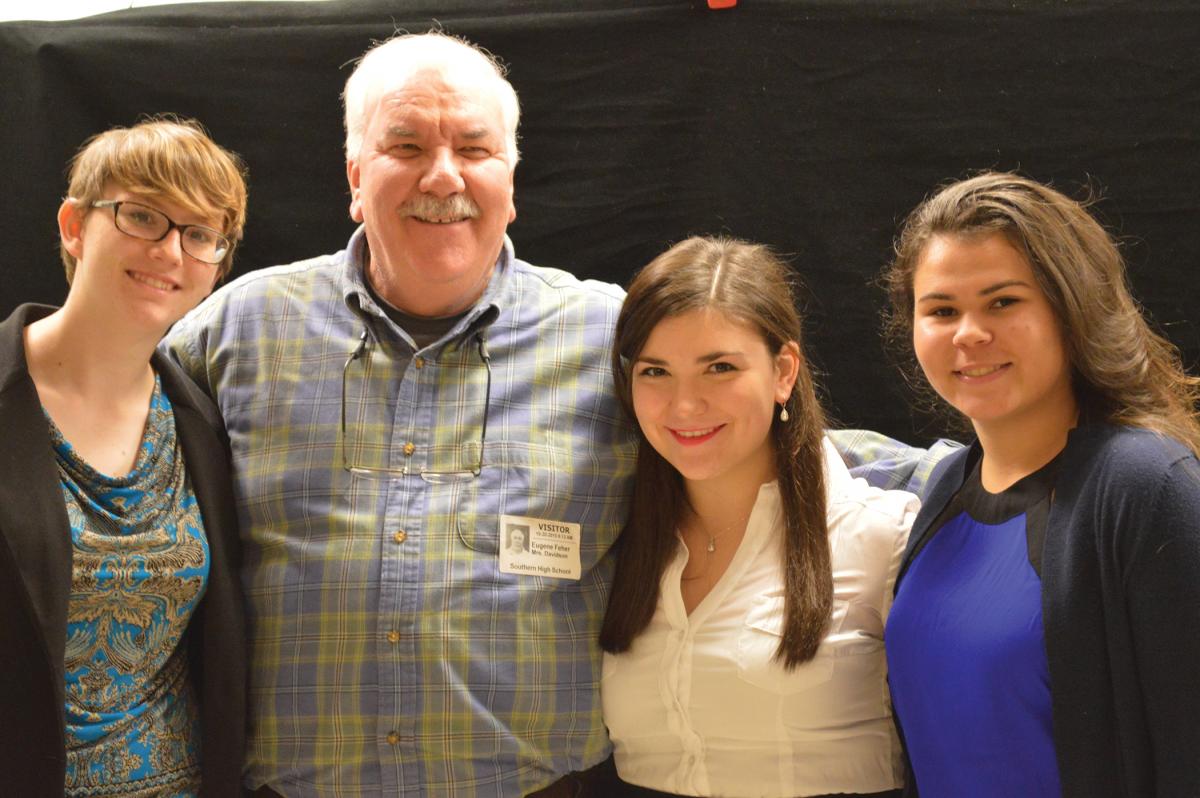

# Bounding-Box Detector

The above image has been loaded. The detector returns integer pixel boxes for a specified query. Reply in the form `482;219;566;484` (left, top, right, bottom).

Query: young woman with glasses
0;117;249;796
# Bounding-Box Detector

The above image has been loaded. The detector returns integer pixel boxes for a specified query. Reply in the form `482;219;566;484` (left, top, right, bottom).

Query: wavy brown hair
599;236;832;667
882;171;1200;456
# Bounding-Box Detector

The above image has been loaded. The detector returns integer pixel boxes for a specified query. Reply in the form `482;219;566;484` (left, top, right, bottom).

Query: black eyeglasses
340;329;493;480
91;199;231;265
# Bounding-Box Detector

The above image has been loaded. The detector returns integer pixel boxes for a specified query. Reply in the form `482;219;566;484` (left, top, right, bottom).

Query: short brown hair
61;115;248;281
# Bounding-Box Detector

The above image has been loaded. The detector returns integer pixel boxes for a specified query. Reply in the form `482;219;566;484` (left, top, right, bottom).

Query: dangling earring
778;403;790;423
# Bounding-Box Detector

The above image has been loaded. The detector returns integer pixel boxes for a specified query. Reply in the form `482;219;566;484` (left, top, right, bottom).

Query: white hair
342;32;521;170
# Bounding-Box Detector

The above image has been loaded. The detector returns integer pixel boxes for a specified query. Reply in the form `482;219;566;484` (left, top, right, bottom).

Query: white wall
0;0;330;23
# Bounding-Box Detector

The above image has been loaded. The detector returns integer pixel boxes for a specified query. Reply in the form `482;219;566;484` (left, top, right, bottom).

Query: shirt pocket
453;440;574;556
735;594;843;694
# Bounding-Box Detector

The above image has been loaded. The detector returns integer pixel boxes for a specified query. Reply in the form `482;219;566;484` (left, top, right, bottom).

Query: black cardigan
0;304;247;796
893;424;1200;798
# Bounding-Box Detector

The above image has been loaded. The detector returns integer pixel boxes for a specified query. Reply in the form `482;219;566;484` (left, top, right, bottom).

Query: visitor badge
498;514;581;580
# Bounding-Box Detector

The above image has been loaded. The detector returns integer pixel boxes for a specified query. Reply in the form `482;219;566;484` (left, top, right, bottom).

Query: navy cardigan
893;424;1200;798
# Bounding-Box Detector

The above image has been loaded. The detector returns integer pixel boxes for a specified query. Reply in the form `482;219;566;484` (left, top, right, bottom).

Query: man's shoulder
163;249;352;371
824;439;920;526
216;251;344;304
508;258;626;307
827;428;965;499
175;251;346;330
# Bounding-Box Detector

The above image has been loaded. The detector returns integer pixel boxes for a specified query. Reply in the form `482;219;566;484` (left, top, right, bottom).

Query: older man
165;33;635;797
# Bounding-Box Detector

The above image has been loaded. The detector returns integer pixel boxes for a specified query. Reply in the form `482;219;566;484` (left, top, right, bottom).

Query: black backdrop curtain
3;0;1198;443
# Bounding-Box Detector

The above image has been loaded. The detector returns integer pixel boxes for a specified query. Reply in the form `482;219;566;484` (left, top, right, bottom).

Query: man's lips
399;193;481;224
668;425;724;445
407;215;471;224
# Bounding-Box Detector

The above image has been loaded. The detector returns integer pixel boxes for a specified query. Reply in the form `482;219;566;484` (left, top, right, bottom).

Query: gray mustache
399;194;480;220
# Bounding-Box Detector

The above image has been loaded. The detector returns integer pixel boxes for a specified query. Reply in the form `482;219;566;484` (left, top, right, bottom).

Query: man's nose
419;148;466;197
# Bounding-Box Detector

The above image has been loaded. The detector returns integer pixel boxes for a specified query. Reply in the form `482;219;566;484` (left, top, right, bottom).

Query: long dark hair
883;172;1200;456
599;236;832;667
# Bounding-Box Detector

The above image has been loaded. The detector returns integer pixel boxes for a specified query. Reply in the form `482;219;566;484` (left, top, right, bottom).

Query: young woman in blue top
0;118;248;796
881;172;1200;798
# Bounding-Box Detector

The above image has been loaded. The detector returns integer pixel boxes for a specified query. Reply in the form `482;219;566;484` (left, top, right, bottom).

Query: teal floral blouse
49;375;209;797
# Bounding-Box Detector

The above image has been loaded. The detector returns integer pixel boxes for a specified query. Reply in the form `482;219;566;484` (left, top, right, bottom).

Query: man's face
347;68;516;317
510;528;526;549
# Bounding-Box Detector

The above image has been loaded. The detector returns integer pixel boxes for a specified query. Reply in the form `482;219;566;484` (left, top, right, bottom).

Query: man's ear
506;167;516;224
347;159;365;223
58;199;86;260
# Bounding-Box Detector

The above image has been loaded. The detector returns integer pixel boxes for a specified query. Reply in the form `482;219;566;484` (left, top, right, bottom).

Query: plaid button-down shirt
164;229;637;797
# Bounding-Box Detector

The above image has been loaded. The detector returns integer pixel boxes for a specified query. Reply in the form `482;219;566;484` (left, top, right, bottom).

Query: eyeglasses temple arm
474;332;492;476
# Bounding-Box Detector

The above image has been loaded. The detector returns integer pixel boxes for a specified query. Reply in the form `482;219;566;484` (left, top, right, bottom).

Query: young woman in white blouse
600;236;917;798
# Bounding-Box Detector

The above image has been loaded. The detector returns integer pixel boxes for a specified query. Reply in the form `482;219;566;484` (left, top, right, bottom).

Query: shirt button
414;357;425;369
403;442;416;456
386;731;400;745
387;630;400;643
392;530;407;544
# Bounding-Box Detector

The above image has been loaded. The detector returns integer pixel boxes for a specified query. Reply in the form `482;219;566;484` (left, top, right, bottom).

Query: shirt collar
821;435;859;503
339;226;512;348
669;438;888;568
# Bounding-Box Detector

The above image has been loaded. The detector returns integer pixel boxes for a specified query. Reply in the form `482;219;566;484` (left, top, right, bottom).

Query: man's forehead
375;69;502;121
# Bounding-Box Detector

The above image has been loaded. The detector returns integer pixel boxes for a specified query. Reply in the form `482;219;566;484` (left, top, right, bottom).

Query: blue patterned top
49;374;210;798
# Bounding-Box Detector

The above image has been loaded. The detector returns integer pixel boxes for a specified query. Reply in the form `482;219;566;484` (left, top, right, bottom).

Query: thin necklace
702;521;732;553
680;510;750;581
697;506;754;552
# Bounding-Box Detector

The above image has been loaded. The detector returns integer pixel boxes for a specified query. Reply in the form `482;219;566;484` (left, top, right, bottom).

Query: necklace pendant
706;537;716;553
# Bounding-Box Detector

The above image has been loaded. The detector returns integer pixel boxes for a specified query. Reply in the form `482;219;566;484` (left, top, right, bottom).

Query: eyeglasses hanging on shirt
340;320;493;481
